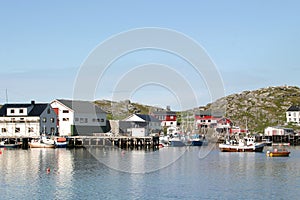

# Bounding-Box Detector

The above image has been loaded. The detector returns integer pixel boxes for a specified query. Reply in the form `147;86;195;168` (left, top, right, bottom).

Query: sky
0;1;299;110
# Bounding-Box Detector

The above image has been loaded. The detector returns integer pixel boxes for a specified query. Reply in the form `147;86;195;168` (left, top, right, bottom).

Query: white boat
219;135;265;152
169;136;186;147
29;136;55;148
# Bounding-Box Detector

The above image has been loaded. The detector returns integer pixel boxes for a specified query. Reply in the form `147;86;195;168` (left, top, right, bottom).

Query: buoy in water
46;167;51;173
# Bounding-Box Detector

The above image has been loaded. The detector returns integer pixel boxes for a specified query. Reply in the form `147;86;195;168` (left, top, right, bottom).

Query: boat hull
29;143;55;148
267;152;290;157
55;142;68;148
170;140;185;147
0;144;20;149
219;144;265;152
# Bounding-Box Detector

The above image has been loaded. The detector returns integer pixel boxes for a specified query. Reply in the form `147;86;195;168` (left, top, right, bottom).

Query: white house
0;101;57;137
264;126;294;136
124;114;162;136
286;105;300;125
50;99;107;136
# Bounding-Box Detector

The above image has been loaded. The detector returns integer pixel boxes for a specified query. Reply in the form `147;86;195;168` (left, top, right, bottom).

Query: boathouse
0;101;57;137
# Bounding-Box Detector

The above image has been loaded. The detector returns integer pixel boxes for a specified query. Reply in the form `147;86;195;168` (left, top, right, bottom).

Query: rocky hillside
94;99;163;120
95;85;300;133
204;85;300;133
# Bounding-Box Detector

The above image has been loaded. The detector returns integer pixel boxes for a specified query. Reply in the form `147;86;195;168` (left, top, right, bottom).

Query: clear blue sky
0;1;299;110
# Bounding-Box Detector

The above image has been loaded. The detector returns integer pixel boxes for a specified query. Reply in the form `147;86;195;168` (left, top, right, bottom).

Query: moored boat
29;137;55;148
219;135;265;152
266;148;290;157
0;141;20;149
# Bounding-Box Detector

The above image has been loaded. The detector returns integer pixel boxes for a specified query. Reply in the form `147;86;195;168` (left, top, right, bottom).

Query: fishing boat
266;148;290;157
219;135;265;152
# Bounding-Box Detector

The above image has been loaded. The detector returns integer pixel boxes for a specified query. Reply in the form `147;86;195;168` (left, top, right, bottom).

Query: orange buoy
46;167;51;173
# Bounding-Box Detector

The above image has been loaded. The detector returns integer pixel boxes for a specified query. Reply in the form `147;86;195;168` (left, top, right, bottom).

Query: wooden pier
67;136;160;150
0;136;160;150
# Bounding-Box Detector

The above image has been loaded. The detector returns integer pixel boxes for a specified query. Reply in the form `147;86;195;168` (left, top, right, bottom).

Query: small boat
219;135;265;152
169;137;185;147
188;134;208;146
0;141;20;149
266;148;290;157
55;137;68;148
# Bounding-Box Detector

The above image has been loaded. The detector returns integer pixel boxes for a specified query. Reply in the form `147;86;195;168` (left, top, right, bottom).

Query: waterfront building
151;106;177;127
286;105;300;125
264;126;294;136
194;110;231;129
50;99;108;136
0;101;57;137
124;114;162;136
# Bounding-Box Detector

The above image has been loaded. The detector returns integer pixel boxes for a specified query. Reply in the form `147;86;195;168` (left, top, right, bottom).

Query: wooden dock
67;136;160;150
0;135;160;150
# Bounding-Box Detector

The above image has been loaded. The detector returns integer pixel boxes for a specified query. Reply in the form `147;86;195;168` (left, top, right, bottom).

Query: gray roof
287;105;300;112
0;102;48;117
56;99;106;114
136;114;161;122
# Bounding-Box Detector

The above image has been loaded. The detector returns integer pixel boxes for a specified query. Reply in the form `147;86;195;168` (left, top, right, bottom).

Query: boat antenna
5;88;8;103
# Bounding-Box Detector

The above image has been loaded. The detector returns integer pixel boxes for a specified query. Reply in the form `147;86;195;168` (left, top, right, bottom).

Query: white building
264;126;294;136
50;99;107;136
286;105;300;125
0;101;57;137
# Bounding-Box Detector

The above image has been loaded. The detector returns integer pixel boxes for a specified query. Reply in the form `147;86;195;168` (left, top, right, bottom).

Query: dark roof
287;105;300;112
136;114;160;122
152;110;176;115
0;103;48;117
194;110;224;118
56;99;106;114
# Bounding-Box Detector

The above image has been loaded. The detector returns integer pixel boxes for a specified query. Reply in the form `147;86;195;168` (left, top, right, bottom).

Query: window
47;108;51;114
93;118;96;122
50;118;55;123
63;110;69;113
28;127;34;133
170;122;173;125
43;117;47;123
63;118;69;121
101;119;104;122
19;109;24;113
50;127;55;134
20;118;25;123
11;118;15;122
288;112;291;116
85;118;88;123
80;118;84;123
15;127;20;133
75;118;79;122
1;128;6;133
10;109;15;114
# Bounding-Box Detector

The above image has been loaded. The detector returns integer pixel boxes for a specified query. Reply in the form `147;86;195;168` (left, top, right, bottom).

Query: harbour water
1;145;300;199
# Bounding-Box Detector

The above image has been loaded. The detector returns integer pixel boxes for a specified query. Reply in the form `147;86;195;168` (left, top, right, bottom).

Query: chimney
31;100;35;105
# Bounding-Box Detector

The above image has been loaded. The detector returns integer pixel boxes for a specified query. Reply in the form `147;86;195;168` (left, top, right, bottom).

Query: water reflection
1;147;300;199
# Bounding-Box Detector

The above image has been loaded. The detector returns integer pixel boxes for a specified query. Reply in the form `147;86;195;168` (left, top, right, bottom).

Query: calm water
1;145;300;199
